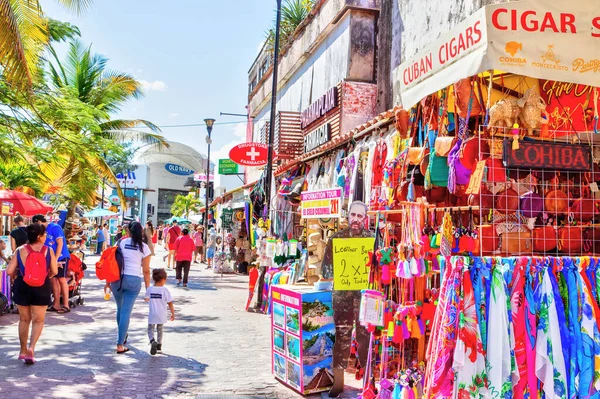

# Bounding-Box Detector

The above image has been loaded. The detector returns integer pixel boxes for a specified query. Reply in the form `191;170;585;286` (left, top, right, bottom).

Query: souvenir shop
336;0;600;398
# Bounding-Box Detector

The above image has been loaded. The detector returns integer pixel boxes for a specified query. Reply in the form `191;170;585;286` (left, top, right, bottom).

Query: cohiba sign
504;140;592;171
301;86;338;128
304;123;330;153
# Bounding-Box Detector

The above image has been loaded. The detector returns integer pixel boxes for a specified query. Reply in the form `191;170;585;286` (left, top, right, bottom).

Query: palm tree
0;161;43;196
39;40;167;228
171;194;203;218
0;0;91;88
265;0;316;52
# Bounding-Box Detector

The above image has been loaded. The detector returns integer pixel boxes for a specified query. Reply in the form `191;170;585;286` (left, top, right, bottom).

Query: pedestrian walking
34;214;71;313
115;225;124;241
102;223;109;250
143;221;155;256
165;220;181;269
174;228;195;287
144;268;175;355
94;224;105;255
10;214;27;252
206;227;217;270
6;223;58;364
157;223;164;246
105;221;151;354
192;226;204;264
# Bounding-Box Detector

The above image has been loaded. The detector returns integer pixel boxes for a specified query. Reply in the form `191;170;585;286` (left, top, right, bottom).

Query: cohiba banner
394;0;600;108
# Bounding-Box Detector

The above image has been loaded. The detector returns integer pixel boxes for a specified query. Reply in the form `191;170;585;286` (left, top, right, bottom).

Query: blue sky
40;0;274;162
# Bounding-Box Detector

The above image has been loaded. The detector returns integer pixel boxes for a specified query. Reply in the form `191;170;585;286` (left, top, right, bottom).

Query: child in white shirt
145;268;175;355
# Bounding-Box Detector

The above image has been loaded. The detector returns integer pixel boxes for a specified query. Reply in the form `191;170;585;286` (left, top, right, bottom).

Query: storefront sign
193;173;214;182
116;166;148;188
301;86;338;128
303;123;330;153
229;142;271;167
504;140;592;171
300;189;341;219
1;202;13;216
108;194;120;205
332;238;375;291
394;0;600;108
165;163;194;176
221;208;234;230
539;80;600;134
218;159;239;175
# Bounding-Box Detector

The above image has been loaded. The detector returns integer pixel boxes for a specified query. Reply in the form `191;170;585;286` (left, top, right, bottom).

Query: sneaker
176;281;182;287
150;339;158;356
156;344;162;352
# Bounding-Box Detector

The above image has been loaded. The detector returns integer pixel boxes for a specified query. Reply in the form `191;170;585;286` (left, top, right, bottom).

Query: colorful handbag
520;190;544;219
572;176;596;222
545;178;568;214
494;185;520;214
474;224;498;255
485;157;507;183
533;225;557;252
499;231;532;255
558;226;583;254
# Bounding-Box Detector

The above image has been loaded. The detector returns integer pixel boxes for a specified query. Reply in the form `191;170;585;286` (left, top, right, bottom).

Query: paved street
0;247;360;399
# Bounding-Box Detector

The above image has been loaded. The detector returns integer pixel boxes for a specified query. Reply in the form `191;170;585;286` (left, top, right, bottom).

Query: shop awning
394;0;600;108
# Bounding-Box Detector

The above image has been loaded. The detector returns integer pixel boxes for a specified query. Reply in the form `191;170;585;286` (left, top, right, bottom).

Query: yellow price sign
333;238;375;291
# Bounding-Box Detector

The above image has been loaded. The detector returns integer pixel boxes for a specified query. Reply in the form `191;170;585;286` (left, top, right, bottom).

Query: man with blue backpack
33;214;71;313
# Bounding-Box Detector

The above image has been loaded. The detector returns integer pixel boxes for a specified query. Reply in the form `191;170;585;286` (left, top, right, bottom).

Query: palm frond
102;129;169;147
99;119;161;134
0;0;48;88
53;0;93;15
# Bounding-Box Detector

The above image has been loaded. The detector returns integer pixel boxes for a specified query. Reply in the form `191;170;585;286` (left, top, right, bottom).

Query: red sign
229;142;271;167
504;140;591;171
540;80;600;135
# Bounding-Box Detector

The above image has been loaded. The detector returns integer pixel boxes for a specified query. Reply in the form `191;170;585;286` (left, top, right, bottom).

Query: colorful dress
486;259;516;399
453;269;489;398
535;267;567;399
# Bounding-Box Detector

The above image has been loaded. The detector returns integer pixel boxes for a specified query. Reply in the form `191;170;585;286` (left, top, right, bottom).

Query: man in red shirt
174;228;196;287
165;220;181;269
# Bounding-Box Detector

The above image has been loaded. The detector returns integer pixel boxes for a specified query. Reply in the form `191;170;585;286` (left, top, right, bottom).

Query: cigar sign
504;140;592;171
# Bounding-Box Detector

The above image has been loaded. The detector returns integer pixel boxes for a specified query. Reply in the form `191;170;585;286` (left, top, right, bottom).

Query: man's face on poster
348;203;367;235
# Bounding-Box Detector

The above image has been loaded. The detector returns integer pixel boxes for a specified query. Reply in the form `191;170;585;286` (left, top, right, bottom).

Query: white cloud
139;80;168;92
168;113;180;118
211;123;247;162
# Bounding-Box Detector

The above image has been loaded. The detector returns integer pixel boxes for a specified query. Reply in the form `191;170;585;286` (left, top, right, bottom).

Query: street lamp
203;118;215;244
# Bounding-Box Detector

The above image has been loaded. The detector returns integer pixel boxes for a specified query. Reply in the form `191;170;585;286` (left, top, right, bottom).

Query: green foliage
171;194;203;218
265;0;316;53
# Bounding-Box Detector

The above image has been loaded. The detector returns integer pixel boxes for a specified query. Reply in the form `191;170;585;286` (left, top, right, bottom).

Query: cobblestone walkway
0;247;361;399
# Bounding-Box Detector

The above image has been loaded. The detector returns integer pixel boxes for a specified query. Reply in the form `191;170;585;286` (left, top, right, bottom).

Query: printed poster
332;238;375;291
286;307;300;335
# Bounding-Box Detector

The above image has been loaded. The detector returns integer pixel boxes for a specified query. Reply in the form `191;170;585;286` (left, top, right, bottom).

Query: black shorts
55;259;70;279
12;276;51;307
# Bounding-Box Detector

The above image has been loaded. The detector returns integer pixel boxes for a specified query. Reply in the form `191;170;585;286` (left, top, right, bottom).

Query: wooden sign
466;161;487;195
503;140;591;171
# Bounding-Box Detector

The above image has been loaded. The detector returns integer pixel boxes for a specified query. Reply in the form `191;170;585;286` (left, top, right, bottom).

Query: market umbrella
82;208;118;218
0;189;53;216
164;216;191;225
188;214;202;224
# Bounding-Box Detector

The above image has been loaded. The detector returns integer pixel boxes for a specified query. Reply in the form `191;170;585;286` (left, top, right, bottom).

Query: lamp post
203;118;215;245
122;169;128;221
256;0;282;311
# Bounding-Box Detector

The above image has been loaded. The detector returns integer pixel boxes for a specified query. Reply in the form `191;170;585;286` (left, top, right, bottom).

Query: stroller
67;253;87;307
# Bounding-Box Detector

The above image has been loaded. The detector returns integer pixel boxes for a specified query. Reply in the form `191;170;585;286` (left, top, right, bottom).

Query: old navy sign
304;123;330;153
301;86;338;129
165;163;194;176
504;140;591;171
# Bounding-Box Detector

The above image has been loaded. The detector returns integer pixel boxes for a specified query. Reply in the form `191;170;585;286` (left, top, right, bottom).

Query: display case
271;285;335;395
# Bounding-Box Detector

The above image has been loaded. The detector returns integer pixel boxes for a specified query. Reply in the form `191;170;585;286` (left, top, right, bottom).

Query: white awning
393;0;600;108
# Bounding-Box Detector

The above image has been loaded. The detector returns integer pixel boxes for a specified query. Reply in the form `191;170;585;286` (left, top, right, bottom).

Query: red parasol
0;190;53;216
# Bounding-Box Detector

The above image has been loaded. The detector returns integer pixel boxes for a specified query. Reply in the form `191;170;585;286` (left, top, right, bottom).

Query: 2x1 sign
301;188;341;219
229;142;270;167
165;163;194;176
218;159;239;175
503;140;592;171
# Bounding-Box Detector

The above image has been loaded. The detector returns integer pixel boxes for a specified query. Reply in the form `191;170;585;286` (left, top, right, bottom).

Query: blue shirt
96;228;105;242
45;222;70;260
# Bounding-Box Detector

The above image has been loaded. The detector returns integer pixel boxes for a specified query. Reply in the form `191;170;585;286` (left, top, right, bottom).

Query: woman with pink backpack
6;223;58;364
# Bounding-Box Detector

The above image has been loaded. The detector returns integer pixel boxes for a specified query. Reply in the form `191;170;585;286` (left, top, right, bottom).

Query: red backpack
95;242;124;283
22;245;49;287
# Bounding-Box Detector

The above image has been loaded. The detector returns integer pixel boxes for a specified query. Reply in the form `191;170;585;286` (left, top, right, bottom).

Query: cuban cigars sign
301;189;341;219
395;0;600;108
539;80;600;134
503;140;592;171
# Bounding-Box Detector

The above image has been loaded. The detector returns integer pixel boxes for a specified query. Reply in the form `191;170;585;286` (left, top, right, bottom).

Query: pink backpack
22;245;48;287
